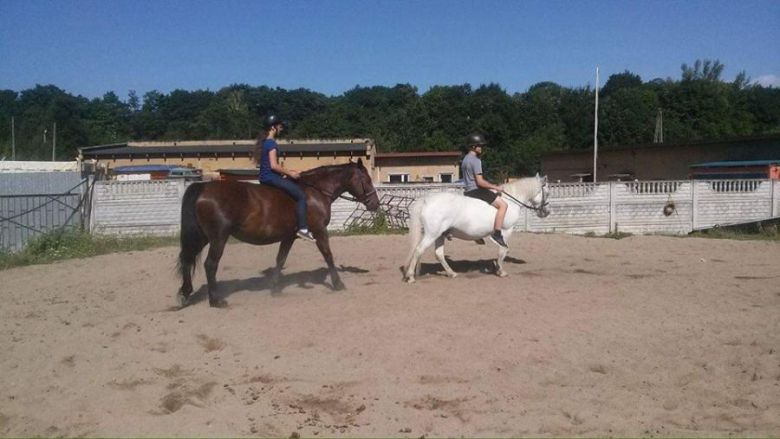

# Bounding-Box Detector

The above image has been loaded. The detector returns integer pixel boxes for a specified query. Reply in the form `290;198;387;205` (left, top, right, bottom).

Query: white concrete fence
90;179;780;237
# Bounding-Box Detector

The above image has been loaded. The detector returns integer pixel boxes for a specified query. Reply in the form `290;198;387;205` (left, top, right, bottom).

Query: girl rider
256;114;316;242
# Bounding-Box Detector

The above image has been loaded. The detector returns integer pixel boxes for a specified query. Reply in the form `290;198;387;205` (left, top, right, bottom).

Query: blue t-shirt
259;139;282;182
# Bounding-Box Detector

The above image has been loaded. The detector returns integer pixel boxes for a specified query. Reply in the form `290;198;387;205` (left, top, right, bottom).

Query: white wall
90;180;780;237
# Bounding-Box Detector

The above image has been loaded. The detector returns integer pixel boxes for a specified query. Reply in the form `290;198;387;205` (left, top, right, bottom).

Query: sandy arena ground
1;233;779;437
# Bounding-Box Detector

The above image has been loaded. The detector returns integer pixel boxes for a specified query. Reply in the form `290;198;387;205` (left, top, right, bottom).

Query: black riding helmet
466;133;488;148
263;114;283;129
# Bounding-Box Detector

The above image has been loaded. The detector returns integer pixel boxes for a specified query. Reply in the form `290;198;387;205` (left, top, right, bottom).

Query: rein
297;170;376;204
501;185;549;212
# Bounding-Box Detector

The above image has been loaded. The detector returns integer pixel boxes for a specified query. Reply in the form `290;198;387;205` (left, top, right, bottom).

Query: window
439;173;453;183
422;176;434;183
388;174;409;183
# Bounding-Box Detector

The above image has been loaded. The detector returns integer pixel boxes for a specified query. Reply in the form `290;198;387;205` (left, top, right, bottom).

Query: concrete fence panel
89;179;780;237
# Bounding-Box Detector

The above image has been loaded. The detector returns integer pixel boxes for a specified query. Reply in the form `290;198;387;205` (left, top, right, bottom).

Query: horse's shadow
402;256;526;277
184;265;369;306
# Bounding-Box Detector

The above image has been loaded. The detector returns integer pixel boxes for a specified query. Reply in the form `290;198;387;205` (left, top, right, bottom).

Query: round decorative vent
663;201;676;216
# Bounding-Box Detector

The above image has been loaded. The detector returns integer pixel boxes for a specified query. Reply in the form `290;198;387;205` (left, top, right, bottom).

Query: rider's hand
496;185;504;193
288;170;301;180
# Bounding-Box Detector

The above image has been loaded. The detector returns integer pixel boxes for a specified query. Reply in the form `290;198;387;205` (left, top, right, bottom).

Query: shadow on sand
400;256;526;277
182;265;369;307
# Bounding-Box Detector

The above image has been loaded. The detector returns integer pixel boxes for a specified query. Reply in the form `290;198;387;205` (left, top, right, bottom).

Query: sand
1;233;779;437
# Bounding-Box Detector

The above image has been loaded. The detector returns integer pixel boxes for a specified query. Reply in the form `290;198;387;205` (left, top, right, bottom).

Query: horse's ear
535;172;540;178
357;158;365;169
542;175;548;183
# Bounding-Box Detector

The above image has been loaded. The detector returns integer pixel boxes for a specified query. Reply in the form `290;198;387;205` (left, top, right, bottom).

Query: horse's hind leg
313;232;345;291
404;233;437;283
178;238;207;307
204;236;228;307
434;236;457;278
270;237;295;294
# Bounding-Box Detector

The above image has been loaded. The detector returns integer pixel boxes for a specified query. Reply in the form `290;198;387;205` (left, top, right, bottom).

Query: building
689;160;780;180
79;139;463;184
373;151;461;183
541;134;780;182
79;139;373;180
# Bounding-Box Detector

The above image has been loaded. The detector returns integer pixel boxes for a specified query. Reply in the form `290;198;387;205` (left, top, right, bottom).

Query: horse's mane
503;175;541;200
300;162;356;179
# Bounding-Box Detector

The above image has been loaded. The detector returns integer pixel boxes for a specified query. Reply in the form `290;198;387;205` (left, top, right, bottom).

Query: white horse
403;174;550;283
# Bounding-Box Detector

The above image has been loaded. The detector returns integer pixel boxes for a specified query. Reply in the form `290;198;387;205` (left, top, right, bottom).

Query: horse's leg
404;233;437;283
204;235;229;307
270;237;295;294
314;232;345;291
178;238;207;307
495;231;512;277
434;236;457;278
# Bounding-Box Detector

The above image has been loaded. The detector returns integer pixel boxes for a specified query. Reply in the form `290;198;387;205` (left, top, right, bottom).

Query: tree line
1;59;778;177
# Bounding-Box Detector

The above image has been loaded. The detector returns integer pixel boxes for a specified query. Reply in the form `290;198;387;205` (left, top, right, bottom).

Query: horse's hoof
209;297;228;308
497;271;508;278
405;277;416;284
333;281;346;291
177;292;190;308
447;272;458;278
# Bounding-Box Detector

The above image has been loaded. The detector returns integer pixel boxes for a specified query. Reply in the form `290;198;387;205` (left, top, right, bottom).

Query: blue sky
1;0;778;99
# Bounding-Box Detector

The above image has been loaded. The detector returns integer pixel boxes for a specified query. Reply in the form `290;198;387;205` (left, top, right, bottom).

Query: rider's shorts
464;187;498;205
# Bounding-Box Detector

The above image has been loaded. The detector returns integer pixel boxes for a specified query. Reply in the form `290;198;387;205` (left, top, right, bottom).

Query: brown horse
177;159;380;307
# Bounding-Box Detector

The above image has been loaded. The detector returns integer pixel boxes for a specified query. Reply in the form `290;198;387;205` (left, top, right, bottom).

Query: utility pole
654;109;664;143
52;122;57;161
11;117;15;160
593;67;599;183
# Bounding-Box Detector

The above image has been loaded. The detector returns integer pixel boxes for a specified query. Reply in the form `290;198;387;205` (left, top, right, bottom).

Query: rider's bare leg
491;198;508;231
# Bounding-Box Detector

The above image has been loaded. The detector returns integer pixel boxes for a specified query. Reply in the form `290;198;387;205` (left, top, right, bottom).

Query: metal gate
0;172;91;251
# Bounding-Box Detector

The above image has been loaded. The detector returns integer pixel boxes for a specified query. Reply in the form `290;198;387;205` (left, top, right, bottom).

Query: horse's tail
177;182;208;281
404;197;426;272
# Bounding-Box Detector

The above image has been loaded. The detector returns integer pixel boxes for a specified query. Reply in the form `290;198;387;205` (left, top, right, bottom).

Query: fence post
771;179;777;217
609;182;617;233
691;181;699;230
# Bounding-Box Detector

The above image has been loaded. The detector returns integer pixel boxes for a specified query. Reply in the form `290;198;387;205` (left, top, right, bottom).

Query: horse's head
349;159;380;211
532;173;551;218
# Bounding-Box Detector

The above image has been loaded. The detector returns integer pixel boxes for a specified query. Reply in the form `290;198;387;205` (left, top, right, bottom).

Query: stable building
78;139;464;184
373;152;461;183
79;139;374;180
541;133;780;182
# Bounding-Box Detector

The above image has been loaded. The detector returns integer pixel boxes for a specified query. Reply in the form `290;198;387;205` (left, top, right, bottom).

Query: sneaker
488;231;508;248
296;229;316;242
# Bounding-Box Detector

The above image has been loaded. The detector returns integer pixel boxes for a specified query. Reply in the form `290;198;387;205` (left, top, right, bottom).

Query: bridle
298;167;377;204
501;183;549;212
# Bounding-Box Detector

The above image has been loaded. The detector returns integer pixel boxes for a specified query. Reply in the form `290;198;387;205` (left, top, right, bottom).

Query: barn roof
80;140;371;158
690;159;780;168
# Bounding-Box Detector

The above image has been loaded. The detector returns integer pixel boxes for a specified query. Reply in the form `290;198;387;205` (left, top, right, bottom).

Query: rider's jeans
261;177;308;230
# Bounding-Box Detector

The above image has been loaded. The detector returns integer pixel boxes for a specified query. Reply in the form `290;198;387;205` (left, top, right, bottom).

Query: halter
297;167;377;204
501;183;549;212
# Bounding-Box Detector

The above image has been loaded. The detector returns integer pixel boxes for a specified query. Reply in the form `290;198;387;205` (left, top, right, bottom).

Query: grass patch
689;228;780;241
0;228;179;271
583;231;633;240
688;218;780;241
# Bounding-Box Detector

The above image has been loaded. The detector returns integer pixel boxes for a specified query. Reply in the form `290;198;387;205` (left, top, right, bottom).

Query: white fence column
609;182;617;233
692;181;699;230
